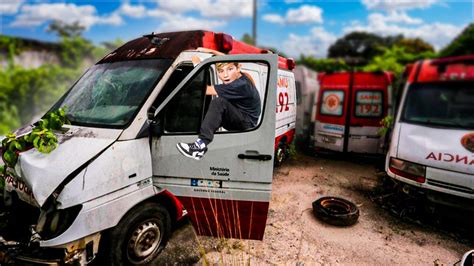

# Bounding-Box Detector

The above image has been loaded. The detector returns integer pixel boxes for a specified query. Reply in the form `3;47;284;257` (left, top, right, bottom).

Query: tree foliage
438;23;474;57
0;21;112;134
396;37;434;54
328;32;402;65
240;33;255;45
47;20;86;38
363;45;436;76
297;56;350;72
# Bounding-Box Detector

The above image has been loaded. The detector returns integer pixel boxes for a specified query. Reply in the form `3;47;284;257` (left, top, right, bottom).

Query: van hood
398;123;474;175
15;126;123;207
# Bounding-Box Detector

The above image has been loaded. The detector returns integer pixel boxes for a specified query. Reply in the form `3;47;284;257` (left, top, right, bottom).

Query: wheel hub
127;221;161;260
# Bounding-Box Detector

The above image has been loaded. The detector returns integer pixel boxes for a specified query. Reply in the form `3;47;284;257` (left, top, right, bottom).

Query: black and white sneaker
176;140;208;160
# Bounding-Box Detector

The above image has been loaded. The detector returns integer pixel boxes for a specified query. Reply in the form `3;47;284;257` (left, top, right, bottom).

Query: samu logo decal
461;133;474;153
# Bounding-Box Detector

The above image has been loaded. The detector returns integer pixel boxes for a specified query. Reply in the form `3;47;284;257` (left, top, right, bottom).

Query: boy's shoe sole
176;143;205;160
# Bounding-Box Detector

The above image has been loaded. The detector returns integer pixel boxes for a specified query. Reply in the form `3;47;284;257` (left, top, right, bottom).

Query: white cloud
369;11;423;25
10;3;123;29
343;13;463;50
263;14;285;25
0;0;23;15
156;0;252;18
362;0;437;11
119;3;147;18
283;27;337;57
156;15;225;32
263;5;323;25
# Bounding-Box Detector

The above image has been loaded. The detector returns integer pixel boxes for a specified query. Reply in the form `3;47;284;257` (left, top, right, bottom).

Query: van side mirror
149;116;163;136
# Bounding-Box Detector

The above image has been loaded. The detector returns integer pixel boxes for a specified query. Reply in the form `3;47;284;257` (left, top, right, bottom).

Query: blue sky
0;0;472;58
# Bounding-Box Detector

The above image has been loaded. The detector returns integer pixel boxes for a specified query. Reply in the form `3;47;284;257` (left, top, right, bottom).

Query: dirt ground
159;153;473;265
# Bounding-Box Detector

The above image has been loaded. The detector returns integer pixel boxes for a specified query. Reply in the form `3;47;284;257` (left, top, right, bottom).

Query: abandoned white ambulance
294;65;320;149
0;31;296;265
386;55;474;208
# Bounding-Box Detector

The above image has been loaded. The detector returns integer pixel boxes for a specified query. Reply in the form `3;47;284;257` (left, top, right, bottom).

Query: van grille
427;179;474;194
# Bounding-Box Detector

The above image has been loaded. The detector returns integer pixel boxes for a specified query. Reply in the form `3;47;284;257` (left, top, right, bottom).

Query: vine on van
378;115;394;137
0;108;69;177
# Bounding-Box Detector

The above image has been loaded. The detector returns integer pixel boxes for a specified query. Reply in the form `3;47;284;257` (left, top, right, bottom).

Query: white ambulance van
0;31;296;265
386;55;474;208
294;65;320;149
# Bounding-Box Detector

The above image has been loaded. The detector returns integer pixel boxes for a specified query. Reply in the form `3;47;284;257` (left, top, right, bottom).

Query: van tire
274;143;287;167
98;202;171;265
312;196;359;226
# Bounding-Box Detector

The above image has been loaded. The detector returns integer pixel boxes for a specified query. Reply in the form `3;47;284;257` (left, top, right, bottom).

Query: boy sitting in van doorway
176;59;261;160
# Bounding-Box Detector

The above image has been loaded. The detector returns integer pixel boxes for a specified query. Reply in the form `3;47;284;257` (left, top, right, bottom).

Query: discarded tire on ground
312;196;359;226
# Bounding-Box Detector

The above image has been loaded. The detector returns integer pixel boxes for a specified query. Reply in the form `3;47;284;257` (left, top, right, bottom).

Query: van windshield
401;82;474;129
55;59;171;128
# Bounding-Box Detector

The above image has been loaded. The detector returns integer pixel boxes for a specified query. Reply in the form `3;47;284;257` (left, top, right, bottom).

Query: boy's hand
206;85;217;96
192;55;202;67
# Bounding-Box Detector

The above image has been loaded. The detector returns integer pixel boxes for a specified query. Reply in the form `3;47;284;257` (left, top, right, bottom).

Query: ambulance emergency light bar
201;32;295;70
410;55;474;83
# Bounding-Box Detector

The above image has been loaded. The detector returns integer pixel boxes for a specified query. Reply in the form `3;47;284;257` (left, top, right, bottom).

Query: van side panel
275;70;296;147
177;196;269;240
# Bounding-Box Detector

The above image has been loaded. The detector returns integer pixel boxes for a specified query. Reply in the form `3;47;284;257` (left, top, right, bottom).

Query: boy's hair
216;62;239;70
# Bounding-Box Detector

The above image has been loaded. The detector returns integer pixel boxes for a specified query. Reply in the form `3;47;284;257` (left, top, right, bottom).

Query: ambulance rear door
314;72;350;152
347;72;389;153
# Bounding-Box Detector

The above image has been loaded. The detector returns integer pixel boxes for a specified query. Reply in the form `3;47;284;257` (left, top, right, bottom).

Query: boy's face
217;63;241;84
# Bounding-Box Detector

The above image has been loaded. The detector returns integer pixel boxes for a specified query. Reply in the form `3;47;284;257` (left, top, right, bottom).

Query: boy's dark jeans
199;97;253;145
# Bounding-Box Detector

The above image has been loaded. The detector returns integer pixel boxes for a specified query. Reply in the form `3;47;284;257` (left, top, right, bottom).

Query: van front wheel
99;202;171;265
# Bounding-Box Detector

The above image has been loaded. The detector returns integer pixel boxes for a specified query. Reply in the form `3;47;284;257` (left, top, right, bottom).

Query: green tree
46;20;86;38
47;20;94;68
438;23;474;57
328;32;402;65
363;45;436;76
396;37;435;54
298;55;350;72
0;20;98;133
241;33;255;45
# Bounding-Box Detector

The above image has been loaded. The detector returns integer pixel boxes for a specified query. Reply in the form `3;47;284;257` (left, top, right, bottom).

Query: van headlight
38;205;82;240
389;157;426;183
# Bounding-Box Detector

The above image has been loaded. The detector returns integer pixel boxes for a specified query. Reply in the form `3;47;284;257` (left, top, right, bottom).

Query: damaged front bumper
0;231;101;265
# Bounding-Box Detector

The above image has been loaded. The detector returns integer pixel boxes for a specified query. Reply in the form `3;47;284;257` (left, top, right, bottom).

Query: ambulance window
162;69;206;133
152;64;194;111
355;91;383;117
320;90;344;116
160;61;268;134
402;82;474;129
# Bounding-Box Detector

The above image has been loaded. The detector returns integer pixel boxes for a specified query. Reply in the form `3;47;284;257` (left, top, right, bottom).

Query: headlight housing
389;157;426;183
37;205;82;240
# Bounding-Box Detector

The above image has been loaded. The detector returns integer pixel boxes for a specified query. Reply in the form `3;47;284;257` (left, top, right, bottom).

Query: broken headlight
37;205;82;240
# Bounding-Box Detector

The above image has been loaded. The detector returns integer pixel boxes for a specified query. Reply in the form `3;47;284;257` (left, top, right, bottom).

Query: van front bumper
0;232;100;265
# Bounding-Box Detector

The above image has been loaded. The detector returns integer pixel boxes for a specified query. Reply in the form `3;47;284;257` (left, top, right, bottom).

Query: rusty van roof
97;30;295;70
98;31;205;63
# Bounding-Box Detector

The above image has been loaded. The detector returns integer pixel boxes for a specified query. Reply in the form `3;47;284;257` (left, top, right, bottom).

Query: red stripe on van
178;196;269;240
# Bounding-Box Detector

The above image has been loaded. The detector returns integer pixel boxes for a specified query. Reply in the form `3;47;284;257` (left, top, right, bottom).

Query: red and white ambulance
313;71;394;154
386;55;474;208
0;31;296;264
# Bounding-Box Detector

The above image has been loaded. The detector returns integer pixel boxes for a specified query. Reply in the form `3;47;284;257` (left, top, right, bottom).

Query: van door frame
149;54;279;240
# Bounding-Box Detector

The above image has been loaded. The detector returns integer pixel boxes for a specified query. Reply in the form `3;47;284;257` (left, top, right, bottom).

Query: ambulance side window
158;61;268;135
320;90;344;116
